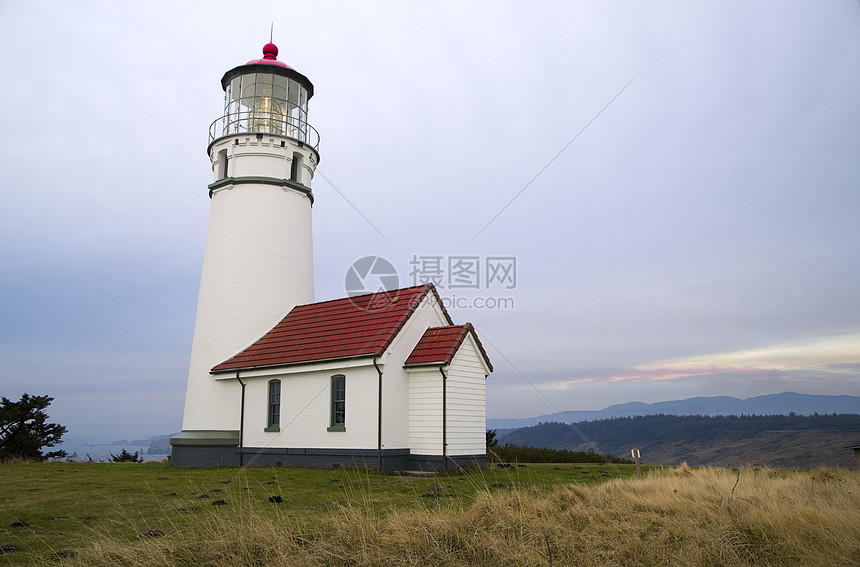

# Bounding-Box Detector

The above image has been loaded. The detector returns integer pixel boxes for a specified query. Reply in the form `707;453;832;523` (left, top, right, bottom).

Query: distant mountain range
487;392;860;430
494;414;860;469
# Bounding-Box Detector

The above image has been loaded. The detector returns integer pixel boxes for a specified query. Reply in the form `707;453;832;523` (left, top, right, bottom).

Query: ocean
55;435;172;463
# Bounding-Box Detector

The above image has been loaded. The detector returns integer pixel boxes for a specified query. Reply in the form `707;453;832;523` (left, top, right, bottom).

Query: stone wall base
170;442;485;472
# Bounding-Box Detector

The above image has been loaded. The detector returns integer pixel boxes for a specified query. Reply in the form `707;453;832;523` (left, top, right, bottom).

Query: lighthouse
171;43;491;471
177;43;320;445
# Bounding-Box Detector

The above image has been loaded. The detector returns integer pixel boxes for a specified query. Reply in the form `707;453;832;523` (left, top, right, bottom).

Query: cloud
485;333;860;418
639;333;860;376
1;1;859;436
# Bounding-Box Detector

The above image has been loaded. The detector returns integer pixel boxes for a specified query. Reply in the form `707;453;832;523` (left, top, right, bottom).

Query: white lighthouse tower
175;42;319;453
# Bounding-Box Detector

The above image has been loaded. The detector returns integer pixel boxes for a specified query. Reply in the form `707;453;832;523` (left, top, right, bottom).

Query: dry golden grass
65;465;860;567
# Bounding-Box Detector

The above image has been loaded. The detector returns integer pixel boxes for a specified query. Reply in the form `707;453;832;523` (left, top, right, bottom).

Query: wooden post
631;448;641;479
237;374;245;468
844;445;860;472
440;366;448;474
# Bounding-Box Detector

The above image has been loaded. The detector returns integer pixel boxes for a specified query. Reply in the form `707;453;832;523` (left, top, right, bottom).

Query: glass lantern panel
240;73;256;98
230;77;241;100
228;94;240;114
269;99;286;135
272;84;287;102
238;98;254;131
255;73;273;97
290;104;304;140
287;79;300;106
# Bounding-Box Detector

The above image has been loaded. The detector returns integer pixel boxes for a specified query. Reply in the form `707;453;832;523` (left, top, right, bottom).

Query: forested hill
497;414;860;469
487;393;860;430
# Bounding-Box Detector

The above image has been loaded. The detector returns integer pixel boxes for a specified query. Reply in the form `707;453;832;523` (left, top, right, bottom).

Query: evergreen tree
0;394;67;461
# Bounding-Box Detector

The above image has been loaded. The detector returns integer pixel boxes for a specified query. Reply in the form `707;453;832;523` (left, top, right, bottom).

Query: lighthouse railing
208;112;320;151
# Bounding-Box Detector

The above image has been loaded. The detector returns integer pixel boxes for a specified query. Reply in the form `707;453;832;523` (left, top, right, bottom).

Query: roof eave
465;325;494;373
211;353;378;375
403;360;449;369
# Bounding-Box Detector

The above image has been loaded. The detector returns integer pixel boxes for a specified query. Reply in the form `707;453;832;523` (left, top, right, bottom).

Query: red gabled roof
403;322;493;372
211;284;452;373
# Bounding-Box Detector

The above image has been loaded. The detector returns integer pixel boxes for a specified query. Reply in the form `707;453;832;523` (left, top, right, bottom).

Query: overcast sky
1;1;858;439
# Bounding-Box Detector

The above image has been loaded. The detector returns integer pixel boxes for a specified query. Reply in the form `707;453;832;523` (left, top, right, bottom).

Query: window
290;152;303;184
328;374;345;431
217;149;228;179
265;379;281;432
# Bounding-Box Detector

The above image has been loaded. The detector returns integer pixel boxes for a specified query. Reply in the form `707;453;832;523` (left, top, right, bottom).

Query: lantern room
208;43;318;150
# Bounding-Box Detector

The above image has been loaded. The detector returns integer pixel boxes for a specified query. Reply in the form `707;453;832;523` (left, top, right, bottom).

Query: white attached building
171;44;493;471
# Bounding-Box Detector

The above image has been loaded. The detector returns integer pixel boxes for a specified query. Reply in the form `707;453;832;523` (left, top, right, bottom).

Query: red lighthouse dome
245;42;294;70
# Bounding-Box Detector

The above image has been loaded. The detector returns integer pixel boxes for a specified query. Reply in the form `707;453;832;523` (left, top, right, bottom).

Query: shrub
109;448;143;463
488;444;632;464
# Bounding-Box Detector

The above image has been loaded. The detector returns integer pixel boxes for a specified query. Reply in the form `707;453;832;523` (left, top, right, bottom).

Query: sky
1;1;859;440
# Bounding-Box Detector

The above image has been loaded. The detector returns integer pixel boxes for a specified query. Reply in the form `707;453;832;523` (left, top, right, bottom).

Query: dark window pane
332;376;345;426
269;380;281;428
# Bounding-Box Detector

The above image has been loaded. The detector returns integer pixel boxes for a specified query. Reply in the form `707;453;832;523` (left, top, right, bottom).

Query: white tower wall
181;134;317;432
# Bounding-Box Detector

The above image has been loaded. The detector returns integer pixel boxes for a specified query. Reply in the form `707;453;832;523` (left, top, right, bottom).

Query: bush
109;448;143;463
488;444;632;464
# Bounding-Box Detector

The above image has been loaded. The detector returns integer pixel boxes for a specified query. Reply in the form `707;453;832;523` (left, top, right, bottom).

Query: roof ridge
293;283;432;310
425;323;469;331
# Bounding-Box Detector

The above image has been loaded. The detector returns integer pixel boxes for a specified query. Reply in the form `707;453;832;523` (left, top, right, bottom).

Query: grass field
1;460;858;566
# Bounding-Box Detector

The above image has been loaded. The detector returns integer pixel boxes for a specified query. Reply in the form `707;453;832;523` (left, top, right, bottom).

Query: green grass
0;460;639;565
7;462;856;566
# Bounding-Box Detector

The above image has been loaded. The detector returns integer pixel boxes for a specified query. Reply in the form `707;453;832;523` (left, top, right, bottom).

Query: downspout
373;357;383;472
236;373;246;468
439;366;448;473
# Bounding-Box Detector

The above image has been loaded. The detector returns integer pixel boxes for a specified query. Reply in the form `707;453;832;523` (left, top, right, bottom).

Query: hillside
496;414;860;469
487;392;860;430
